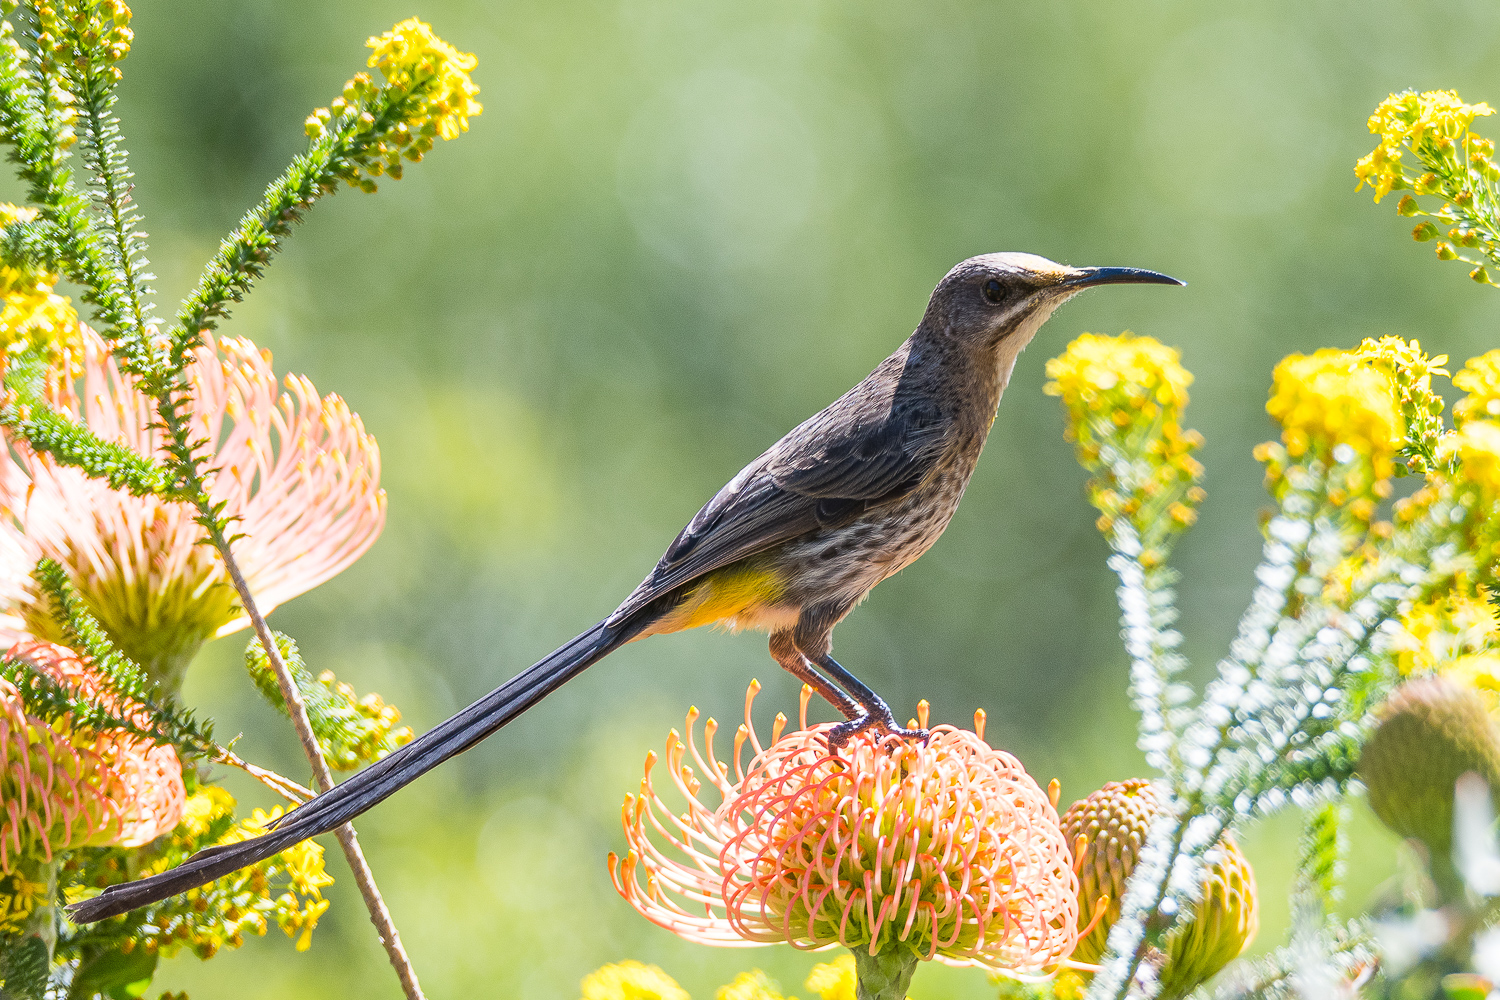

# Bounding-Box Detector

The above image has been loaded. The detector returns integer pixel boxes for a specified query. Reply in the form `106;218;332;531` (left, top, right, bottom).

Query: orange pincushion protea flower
0;326;385;689
0;636;184;869
610;684;1080;974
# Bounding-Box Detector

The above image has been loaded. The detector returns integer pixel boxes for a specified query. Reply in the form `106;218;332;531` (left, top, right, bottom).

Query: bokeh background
16;0;1500;996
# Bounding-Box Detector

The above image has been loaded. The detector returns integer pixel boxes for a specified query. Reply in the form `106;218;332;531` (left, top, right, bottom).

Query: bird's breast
774;442;982;607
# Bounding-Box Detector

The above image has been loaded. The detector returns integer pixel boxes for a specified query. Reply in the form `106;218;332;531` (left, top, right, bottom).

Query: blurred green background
25;0;1500;996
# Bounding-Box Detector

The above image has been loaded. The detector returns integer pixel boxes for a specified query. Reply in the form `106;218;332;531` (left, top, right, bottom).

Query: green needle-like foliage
1045;328;1500;1000
245;632;413;771
25;557;213;757
0;16;142;355
0;347;173;496
1293;802;1344;917
0;7;473;998
0;934;49;1000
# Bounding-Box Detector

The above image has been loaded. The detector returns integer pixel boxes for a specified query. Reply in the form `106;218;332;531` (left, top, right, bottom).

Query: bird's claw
824;711;930;755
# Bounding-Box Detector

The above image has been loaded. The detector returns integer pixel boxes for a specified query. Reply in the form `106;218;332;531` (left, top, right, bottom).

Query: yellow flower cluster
1355;336;1450;475
1355;90;1499;285
35;0;133;81
717;972;789;1000
1449;419;1500;500
1446;654;1500;712
803;956;856;1000
111;786;335;957
0;867;48;934
1397;417;1500;580
1264;350;1402;475
1455;350;1500;424
1391;588;1500;740
581;962;690;1000
1358;90;1495;198
1045;332;1193;417
1044;333;1204;551
304;18;480;193
367;17;481;141
226;804;334;951
1395;587;1500;675
0;204;81;365
578;958;856;1000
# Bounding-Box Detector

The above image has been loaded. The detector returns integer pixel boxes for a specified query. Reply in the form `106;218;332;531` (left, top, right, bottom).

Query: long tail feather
69;618;636;923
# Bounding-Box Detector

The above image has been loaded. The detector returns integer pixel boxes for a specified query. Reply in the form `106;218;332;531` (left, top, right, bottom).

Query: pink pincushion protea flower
610;684;1081;977
0;635;184;869
0;326;385;690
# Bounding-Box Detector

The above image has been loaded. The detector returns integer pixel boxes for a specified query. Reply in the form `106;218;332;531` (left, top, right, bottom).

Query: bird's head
921;252;1183;366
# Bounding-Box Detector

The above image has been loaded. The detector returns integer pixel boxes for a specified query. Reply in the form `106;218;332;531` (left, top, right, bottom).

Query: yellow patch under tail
650;562;797;635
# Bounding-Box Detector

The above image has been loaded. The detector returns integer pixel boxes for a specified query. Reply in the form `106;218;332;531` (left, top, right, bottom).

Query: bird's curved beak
1059;266;1185;289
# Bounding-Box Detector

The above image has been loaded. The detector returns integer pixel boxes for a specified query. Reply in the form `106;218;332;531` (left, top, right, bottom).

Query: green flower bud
1437;242;1460;260
1359;677;1500;893
1397;194;1420;216
1060;779;1259;999
1413;221;1440;241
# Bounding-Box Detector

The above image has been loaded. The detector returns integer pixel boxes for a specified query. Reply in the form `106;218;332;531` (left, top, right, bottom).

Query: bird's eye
981;278;1005;305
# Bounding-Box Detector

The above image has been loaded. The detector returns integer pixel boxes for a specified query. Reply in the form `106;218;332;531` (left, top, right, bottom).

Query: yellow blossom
1445;653;1500;712
717;971;790;1000
1357;90;1496;202
1368;90;1495;152
804;956;856;1000
0;204;82;361
0;870;49;934
1395;588;1499;675
0;203;37;230
581;962;690;1000
129;790;336;957
366;17;482;141
237;808;335;899
1449;420;1500;497
1050;969;1089;1000
1045;333;1205;545
1355;336;1451;474
303;19;481;193
1265;350;1402;474
1356;90;1500;286
33;0;132;81
0;279;81;358
1044;332;1192;414
1455;350;1500;425
177;784;237;840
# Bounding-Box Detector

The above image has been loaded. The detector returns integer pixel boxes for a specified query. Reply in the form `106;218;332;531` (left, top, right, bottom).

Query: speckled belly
774;457;975;610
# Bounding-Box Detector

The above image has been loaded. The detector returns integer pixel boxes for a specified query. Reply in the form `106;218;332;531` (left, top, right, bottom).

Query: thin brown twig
212;745;314;805
208;531;426;1000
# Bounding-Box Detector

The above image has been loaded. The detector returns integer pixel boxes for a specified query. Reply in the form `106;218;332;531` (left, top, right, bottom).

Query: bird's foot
824;709;929;753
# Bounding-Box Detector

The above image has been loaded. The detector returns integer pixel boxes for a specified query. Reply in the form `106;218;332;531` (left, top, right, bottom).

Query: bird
69;251;1182;922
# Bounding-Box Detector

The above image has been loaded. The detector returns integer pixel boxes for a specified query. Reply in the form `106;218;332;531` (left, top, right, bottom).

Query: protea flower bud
1060;779;1258;999
1359;676;1500;888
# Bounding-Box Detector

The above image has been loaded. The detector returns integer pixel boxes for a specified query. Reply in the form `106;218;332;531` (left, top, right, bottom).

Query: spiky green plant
0;5;481;998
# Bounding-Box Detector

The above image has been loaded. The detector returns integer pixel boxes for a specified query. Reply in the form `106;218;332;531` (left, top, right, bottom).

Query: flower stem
853;946;919;1000
206;517;426;1000
212;745;314;804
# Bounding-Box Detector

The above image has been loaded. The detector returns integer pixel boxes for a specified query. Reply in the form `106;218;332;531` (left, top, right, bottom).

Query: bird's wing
766;395;948;499
607;393;948;624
